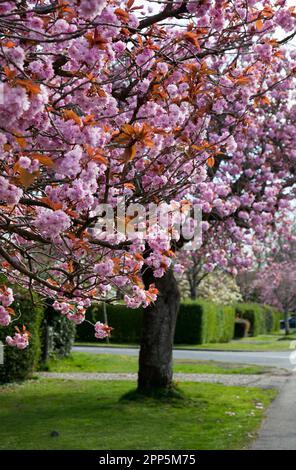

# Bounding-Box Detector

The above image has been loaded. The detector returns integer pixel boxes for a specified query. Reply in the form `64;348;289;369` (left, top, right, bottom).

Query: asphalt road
73;346;294;370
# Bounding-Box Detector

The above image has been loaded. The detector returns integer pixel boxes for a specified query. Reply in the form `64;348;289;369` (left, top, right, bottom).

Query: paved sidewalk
39;371;289;388
252;375;296;450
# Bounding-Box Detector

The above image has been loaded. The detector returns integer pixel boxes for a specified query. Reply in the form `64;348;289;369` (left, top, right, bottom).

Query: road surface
73;346;293;370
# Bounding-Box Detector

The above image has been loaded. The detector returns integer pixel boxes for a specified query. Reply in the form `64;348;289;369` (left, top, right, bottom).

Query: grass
43;352;270;375
76;333;296;352
188;334;296;351
0;379;277;450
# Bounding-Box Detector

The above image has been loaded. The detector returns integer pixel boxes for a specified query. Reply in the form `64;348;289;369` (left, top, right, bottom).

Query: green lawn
188;334;296;351
0;379;277;450
77;333;296;352
44;352;269;375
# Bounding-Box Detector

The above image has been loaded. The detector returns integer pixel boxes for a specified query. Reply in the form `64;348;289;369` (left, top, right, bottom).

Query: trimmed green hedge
234;318;250;338
76;303;143;344
76;301;282;345
235;303;282;336
0;289;44;383
76;301;236;345
41;300;76;361
174;301;235;344
270;308;283;333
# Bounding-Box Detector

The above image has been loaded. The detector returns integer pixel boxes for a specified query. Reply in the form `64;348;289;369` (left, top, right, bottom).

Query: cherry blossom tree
255;262;296;335
251;232;296;334
0;0;296;391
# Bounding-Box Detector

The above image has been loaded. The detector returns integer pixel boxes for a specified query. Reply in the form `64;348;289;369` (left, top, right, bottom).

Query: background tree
196;272;242;305
255;262;296;335
252;232;296;335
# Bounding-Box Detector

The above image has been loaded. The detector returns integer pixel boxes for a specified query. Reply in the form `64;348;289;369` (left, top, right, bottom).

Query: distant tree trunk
284;308;290;336
138;267;180;392
187;268;208;300
186;268;197;300
189;281;197;300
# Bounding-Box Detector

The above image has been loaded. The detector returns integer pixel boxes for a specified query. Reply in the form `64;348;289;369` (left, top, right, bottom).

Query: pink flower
18;156;31;170
0;306;11;327
94;321;112;339
53;301;71;315
34;208;71;241
67;305;86;325
56;147;83;178
0;287;14;307
157;62;168;74
94;260;114;277
135;48;154;68
274;10;294;31
167;84;178;98
6;332;29;350
0;176;23;205
67;312;85;325
113;41;125;54
78;0;107;18
18;156;39;173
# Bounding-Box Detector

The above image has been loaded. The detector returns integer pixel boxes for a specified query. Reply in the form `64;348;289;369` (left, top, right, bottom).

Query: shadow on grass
277;336;296;341
119;383;203;408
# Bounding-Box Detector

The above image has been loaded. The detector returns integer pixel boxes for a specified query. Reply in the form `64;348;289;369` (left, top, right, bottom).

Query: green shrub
0;289;44;383
234;318;250;338
262;305;274;334
270;308;282;333
75;305;97;343
76;301;235;345
173;302;204;344
98;304;143;343
262;305;282;334
219;305;236;342
76;301;282;344
76;303;143;344
41;300;76;361
235;303;283;336
235;303;264;336
174;301;235;344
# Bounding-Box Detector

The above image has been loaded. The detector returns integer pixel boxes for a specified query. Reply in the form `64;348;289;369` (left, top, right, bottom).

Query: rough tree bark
138;267;180;392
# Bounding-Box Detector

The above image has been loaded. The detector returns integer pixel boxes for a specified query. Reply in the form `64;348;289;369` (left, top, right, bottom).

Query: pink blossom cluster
0;176;23;205
52;301;71;316
94;321;112;339
6;332;29;350
124;284;158;309
18;157;39;173
53;301;86;324
77;0;107;19
0;287;14;327
0;306;11;327
67;305;86;325
34;209;71;242
0;287;14;307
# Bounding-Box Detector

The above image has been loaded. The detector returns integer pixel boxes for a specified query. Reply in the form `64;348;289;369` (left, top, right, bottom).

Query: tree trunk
284;309;290;336
138;268;180;392
189;285;197;300
187;271;197;300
